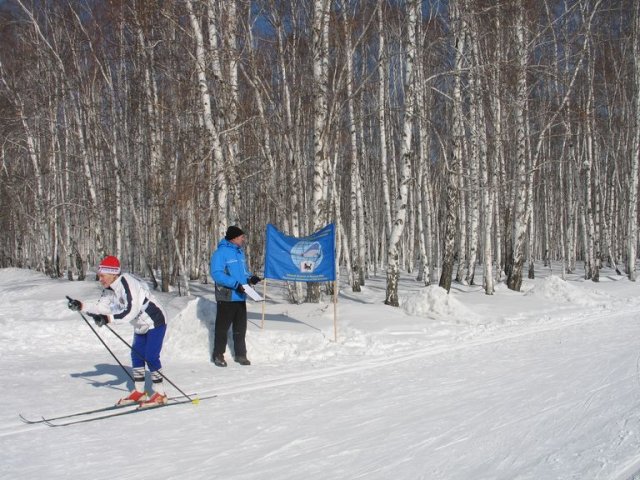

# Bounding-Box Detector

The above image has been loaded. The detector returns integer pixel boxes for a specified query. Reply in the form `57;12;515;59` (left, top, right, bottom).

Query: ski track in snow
3;268;640;479
2;304;629;436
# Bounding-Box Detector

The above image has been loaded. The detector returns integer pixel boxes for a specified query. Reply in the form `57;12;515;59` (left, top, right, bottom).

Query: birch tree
308;0;331;303
506;0;530;292
342;0;363;293
440;0;465;293
385;0;418;306
186;0;228;239
629;0;640;280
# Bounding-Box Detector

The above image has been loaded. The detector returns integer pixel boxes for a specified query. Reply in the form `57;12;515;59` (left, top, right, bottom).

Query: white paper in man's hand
242;284;263;302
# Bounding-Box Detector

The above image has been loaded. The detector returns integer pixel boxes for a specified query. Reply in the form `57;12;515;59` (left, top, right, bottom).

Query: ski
19;392;200;425
20;404;131;424
42;394;217;427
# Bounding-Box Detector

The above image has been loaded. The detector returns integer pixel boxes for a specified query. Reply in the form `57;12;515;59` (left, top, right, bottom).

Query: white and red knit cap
98;255;121;275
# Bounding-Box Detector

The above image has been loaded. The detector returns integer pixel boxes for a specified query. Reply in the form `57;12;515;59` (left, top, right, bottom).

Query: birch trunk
415;126;430;285
583;48;598;281
468;11;493;294
378;0;393;241
440;0;464;293
307;0;331;303
357;94;368;285
629;0;640;280
343;1;361;293
415;8;433;285
186;0;228;239
506;0;529;292
385;0;418;306
491;11;504;283
466;11;482;287
276;10;304;302
220;0;242;226
455;160;467;284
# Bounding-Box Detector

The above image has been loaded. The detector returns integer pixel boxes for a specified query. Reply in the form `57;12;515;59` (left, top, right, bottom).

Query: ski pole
104;324;198;404
76;311;134;383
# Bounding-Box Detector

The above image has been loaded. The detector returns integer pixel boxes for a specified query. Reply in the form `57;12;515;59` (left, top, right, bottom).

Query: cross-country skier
66;255;168;408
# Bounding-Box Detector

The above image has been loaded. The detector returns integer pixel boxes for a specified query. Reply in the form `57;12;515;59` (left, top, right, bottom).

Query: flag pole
333;279;338;342
261;279;266;329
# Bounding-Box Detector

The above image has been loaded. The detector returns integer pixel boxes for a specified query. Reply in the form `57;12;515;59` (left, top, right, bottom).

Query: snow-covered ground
2;264;640;479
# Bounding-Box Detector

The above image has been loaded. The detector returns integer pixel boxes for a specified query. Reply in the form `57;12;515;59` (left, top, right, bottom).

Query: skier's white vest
86;273;165;334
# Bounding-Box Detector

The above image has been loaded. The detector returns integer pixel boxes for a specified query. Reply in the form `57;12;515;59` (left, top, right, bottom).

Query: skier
67;255;168;408
210;225;261;367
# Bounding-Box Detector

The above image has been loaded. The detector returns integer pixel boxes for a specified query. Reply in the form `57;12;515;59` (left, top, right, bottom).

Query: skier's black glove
88;313;109;327
249;275;261;285
66;296;82;311
234;283;245;294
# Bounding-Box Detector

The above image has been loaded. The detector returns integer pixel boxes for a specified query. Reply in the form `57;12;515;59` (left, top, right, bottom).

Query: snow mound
524;275;603;306
162;298;400;364
401;285;481;325
0;267;47;284
162;296;215;361
163;297;349;364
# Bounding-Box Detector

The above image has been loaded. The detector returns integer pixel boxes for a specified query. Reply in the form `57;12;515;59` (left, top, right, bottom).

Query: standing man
67;255;169;408
210;226;261;367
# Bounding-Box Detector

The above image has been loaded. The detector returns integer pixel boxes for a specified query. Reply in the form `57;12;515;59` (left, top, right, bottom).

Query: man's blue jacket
210;238;251;302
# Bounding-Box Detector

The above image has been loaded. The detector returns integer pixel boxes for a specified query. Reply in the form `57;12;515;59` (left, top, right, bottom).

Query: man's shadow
196;296;321;362
196;296;251;360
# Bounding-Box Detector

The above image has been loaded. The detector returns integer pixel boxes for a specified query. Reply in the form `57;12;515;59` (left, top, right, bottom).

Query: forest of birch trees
1;0;639;305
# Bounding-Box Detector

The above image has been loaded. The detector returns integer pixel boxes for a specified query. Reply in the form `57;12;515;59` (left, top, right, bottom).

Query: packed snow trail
4;308;640;478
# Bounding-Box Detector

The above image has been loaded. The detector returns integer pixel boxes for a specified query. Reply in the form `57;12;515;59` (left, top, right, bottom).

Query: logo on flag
265;224;335;282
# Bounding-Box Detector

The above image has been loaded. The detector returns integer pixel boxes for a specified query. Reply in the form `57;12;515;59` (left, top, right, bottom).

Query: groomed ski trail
5;304;635;438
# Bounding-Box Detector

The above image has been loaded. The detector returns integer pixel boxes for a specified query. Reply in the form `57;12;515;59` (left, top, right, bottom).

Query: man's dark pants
213;301;247;358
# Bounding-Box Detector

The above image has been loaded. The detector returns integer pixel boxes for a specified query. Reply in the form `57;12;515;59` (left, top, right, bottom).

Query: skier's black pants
213;301;247;358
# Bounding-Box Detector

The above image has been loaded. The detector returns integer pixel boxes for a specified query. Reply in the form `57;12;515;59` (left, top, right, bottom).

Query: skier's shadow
70;363;132;392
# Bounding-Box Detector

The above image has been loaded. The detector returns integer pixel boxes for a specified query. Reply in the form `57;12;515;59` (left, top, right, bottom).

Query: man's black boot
213;354;227;367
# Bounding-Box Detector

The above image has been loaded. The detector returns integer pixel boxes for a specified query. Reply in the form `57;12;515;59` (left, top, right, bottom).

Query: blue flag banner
264;223;336;282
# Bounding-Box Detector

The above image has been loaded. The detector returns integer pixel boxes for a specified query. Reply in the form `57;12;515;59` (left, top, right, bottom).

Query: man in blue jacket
210;226;261;367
